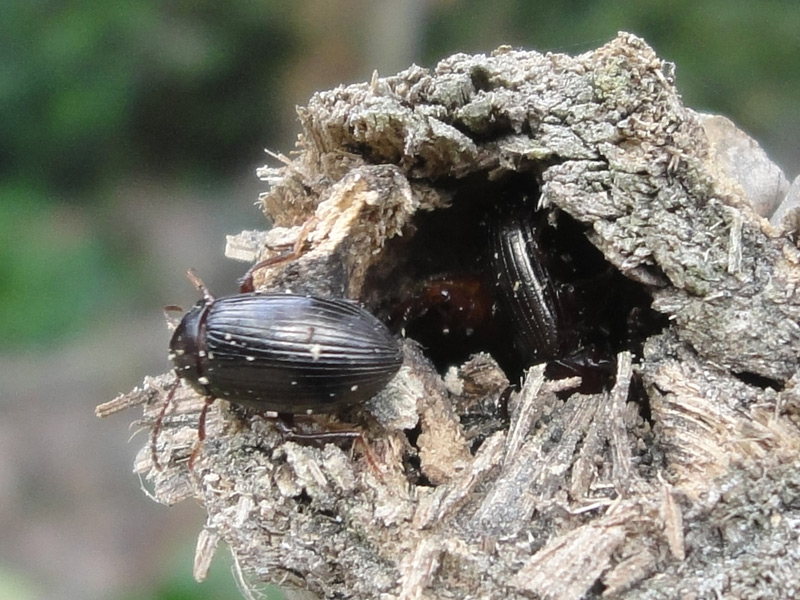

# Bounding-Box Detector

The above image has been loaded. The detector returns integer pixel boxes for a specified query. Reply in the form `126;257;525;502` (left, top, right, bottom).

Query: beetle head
168;301;207;392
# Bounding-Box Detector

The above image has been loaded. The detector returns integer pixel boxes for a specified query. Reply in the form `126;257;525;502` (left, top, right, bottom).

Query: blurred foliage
0;0;296;348
1;0;295;193
0;564;39;600
0;182;128;345
122;542;285;600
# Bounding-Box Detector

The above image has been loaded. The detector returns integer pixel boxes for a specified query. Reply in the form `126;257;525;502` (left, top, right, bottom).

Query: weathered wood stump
98;33;800;599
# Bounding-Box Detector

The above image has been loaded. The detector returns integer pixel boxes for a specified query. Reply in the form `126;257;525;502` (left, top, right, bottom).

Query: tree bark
98;33;800;599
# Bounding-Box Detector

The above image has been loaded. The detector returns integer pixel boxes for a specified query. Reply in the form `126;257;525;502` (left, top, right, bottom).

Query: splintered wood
99;33;800;599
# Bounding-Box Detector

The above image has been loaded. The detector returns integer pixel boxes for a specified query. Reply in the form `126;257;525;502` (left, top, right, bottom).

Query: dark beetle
491;205;562;364
490;203;619;390
169;278;403;414
152;272;402;470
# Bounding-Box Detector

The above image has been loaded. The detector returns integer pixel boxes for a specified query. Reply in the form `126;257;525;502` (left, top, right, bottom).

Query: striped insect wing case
491;208;562;364
172;293;403;414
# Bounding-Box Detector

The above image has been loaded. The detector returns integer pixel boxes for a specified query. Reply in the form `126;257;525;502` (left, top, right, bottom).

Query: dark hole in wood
733;371;785;392
363;172;668;394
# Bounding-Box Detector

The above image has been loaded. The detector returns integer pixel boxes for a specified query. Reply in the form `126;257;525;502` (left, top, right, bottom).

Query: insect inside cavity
491;205;562;364
490;201;620;387
152;269;403;470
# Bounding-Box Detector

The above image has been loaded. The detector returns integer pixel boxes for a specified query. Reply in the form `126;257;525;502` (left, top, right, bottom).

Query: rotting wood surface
98;33;800;600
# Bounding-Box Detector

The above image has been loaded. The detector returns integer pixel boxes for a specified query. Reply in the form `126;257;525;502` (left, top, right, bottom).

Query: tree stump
97;33;800;599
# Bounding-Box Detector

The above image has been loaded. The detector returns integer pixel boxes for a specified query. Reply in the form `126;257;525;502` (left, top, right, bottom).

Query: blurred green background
1;1;797;599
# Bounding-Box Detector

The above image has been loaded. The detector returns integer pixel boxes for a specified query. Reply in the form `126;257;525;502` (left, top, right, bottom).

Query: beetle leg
238;217;318;293
274;414;366;445
150;378;180;471
274;415;380;473
187;396;215;470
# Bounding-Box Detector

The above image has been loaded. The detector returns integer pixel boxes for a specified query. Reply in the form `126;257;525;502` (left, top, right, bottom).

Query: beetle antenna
186;268;215;303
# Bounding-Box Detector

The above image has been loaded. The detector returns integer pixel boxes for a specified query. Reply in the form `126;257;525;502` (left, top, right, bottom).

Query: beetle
490;202;618;390
491;205;562;364
153;269;403;469
377;197;608;379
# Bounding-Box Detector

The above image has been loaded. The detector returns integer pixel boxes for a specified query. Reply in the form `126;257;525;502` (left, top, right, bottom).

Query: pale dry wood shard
98;32;800;599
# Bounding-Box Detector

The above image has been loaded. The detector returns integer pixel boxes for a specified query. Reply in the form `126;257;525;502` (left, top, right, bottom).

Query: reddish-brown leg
188;396;215;470
150;379;180;471
274;415;380;473
238;217;317;293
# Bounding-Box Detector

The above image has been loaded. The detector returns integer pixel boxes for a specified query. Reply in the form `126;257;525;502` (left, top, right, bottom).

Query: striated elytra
169;292;403;414
491;207;562;364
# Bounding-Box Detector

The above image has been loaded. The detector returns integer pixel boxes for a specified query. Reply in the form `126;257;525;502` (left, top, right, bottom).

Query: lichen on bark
98;33;800;599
